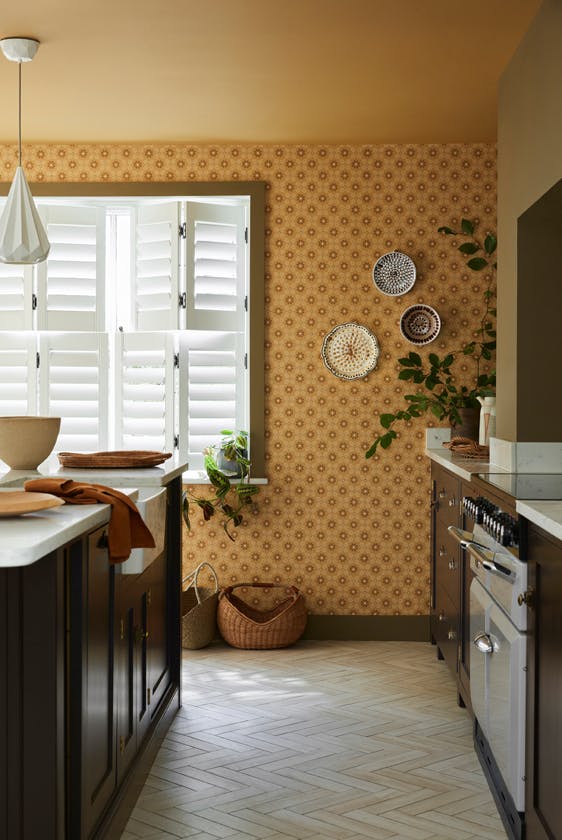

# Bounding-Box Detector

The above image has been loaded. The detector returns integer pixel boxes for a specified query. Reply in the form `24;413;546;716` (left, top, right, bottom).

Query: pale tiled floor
122;641;508;840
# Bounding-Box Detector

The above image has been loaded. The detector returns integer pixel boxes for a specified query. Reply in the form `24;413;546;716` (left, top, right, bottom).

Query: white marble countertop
517;501;562;543
424;447;505;482
0;487;138;568
0;454;188;488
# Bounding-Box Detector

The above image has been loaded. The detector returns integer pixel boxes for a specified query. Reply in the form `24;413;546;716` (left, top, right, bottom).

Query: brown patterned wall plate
399;304;441;345
321;323;380;380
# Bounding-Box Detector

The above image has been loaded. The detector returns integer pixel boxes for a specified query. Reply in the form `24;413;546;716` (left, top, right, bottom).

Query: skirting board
302;614;430;642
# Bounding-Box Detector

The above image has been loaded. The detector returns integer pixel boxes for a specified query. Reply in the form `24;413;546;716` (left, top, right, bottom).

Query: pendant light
0;37;49;264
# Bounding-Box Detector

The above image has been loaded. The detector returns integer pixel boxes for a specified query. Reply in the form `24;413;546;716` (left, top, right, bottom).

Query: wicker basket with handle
181;562;219;650
217;582;307;649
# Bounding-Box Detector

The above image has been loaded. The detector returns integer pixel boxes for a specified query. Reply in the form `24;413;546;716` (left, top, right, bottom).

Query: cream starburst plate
321;323;380;380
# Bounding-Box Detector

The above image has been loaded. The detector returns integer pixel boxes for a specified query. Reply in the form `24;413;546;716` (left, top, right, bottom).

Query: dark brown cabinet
524;521;562;840
430;462;473;709
0;475;182;840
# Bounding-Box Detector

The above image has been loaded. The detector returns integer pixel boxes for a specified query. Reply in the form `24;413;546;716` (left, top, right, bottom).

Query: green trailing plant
366;219;497;458
182;430;260;540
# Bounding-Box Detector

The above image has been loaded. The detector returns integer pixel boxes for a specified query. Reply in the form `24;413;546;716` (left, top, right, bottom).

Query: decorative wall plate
373;251;416;296
400;304;441;345
321;322;380;380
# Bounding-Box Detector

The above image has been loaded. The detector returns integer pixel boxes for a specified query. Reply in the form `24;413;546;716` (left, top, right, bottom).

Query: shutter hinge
179;222;187;239
31;293;38;310
173;353;180;368
244;295;248;312
36;352;40;369
244;226;248;244
147;588;152;607
174;434;179;448
119;736;125;755
244;352;248;370
178;292;187;309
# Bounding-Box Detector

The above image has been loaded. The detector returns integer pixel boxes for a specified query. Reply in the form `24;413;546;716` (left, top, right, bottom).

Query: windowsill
182;469;268;485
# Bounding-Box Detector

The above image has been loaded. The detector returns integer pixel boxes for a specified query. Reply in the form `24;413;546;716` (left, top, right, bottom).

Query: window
0;183;265;475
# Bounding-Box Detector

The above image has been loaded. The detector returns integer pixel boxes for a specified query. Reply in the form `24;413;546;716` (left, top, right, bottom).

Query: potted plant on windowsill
366;219;496;458
182;430;260;540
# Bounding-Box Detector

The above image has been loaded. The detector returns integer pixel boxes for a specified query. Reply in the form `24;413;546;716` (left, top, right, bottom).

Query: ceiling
0;0;542;145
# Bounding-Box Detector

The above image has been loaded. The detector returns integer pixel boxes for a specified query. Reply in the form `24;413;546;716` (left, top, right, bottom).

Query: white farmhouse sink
120;487;167;575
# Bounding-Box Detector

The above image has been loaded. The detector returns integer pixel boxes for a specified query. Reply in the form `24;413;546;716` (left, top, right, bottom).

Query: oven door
469;578;526;812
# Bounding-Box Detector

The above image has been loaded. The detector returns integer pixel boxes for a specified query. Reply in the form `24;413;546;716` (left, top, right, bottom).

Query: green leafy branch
366;219;497;458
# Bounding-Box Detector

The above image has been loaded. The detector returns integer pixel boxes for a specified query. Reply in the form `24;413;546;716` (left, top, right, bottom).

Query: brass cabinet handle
439;489;447;499
439;546;447;557
447;629;457;641
438;611;446;622
517;589;535;608
448;497;456;507
134;626;150;643
448;559;457;571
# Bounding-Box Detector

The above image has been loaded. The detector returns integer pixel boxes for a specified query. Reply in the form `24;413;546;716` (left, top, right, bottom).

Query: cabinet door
431;584;459;677
75;528;118;838
525;524;562;840
146;552;171;715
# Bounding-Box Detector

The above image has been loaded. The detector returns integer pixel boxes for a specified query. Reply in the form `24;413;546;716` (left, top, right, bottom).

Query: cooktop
476;473;562;501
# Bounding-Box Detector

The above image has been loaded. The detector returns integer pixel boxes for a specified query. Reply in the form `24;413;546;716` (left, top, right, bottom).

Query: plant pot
216;448;248;478
450;407;480;441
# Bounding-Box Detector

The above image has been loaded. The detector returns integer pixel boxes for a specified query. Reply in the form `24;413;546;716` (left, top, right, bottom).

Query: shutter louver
180;330;245;470
185;202;246;331
38;333;108;452
0;263;33;331
135;204;180;330
115;332;176;453
36;205;105;331
0;333;37;415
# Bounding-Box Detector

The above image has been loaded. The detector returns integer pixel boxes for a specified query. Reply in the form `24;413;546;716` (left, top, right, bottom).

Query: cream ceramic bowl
0;416;61;470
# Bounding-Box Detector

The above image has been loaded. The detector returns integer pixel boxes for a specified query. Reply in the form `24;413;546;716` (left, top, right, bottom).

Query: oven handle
447;525;480;549
468;544;514;581
473;632;494;654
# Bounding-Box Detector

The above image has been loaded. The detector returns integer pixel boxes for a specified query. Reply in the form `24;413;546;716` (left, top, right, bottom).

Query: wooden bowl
0;416;61;470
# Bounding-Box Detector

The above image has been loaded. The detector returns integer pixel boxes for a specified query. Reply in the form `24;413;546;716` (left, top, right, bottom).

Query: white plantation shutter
179;330;246;470
36;205;106;331
38;333;108;452
185;202;246;331
0;263;33;331
115;332;176;453
0;333;37;415
134;203;180;331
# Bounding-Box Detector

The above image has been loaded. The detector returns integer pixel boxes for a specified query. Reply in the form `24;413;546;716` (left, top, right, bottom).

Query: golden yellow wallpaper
0;141;496;615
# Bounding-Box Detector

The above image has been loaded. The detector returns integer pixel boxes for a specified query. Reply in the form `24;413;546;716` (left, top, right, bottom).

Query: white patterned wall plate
372;251;416;296
400;304;441;345
321;323;380;380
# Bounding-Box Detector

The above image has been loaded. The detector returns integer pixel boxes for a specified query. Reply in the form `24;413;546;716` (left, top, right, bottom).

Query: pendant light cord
18;61;22;167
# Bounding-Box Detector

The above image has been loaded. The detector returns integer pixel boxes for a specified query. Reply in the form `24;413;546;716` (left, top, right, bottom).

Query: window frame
0;180;266;477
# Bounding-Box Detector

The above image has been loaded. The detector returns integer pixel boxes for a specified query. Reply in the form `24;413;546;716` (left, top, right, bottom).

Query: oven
449;484;526;840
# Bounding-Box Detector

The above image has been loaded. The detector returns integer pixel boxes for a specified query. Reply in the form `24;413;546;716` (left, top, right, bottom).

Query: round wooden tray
57;451;173;469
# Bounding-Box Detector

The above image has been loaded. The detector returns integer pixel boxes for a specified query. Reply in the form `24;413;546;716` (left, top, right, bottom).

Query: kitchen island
0;456;187;840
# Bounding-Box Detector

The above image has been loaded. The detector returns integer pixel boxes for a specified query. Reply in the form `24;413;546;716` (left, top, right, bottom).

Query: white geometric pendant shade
0;166;50;264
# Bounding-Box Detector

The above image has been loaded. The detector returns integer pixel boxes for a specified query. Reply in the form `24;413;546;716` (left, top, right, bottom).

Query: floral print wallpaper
0;141;496;614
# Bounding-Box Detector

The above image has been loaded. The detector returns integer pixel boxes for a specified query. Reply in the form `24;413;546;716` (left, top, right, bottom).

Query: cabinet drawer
434;528;461;606
432;585;459;676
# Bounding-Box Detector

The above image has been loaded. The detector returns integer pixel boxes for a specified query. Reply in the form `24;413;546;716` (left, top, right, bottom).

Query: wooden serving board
0;490;65;517
57;451;172;469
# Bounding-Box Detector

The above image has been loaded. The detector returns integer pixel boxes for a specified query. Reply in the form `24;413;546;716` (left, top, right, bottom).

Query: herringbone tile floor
122;641;508;840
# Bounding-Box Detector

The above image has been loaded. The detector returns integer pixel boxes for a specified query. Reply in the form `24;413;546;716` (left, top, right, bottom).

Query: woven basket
181;562;219;650
218;583;307;650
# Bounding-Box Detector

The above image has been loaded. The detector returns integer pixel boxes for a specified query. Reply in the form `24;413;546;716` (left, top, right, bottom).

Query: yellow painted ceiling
0;0;541;144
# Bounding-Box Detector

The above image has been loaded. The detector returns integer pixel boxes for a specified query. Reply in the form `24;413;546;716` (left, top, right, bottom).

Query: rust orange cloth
23;478;156;563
